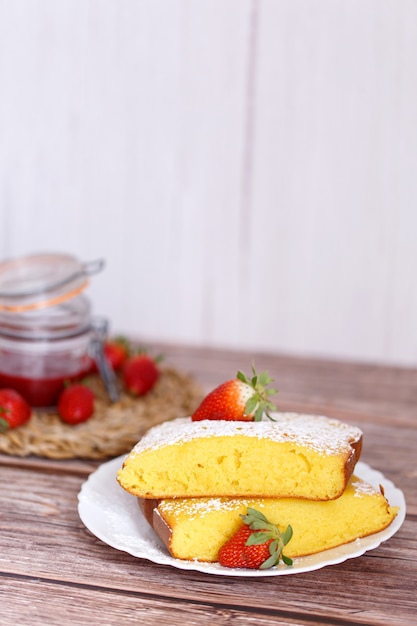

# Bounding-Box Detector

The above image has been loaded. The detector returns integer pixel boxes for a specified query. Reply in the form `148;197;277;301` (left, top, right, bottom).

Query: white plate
78;456;406;577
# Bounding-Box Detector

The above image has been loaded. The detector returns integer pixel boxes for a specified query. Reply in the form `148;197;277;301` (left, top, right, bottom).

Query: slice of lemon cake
138;476;398;562
117;414;362;500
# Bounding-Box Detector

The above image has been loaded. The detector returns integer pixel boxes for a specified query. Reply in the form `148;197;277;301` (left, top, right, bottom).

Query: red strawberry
104;340;129;371
122;354;160;396
0;389;32;432
90;338;130;373
218;508;293;570
191;365;278;422
57;384;95;425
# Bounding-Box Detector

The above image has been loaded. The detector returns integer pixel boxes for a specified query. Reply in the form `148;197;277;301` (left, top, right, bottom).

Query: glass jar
0;253;105;407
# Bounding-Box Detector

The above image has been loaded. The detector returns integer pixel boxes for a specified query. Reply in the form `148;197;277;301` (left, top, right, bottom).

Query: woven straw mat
0;367;204;460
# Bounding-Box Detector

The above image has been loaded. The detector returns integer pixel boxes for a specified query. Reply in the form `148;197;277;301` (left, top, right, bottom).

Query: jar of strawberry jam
0;253;109;407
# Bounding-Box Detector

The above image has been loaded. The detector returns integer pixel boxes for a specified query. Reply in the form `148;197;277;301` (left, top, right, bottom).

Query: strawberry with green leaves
191;365;278;422
122;353;160;396
218;508;293;569
0;389;32;432
57;383;95;425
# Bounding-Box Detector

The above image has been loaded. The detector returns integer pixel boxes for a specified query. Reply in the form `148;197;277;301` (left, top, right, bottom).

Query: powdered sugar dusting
351;476;380;497
130;413;362;456
160;497;248;519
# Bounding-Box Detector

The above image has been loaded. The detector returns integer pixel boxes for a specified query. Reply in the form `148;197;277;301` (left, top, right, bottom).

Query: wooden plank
0;346;417;626
1;3;417;367
0;345;415;624
3;576;379;626
246;0;417;366
0;463;414;625
0;0;252;352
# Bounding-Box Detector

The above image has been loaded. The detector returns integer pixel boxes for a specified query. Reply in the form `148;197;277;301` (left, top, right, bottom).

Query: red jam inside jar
0;372;88;407
0;253;104;407
0;335;94;407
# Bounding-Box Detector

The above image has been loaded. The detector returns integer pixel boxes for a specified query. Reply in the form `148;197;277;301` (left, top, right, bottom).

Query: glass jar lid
0;253;104;312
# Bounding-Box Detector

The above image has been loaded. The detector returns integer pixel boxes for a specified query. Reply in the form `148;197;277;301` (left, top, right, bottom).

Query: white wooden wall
1;1;416;366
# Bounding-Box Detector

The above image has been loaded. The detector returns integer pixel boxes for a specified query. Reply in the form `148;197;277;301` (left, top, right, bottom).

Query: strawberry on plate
122;354;160;396
191;365;278;422
218;508;293;570
0;389;32;432
58;384;95;425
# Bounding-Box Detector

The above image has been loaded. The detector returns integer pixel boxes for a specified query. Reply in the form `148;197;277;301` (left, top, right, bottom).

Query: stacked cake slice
117;413;399;564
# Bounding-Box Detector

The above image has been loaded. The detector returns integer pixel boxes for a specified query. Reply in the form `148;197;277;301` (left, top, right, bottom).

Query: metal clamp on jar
0;252;119;407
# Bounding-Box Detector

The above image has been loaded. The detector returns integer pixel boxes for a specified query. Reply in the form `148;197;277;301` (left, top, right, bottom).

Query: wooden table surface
1;344;416;626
